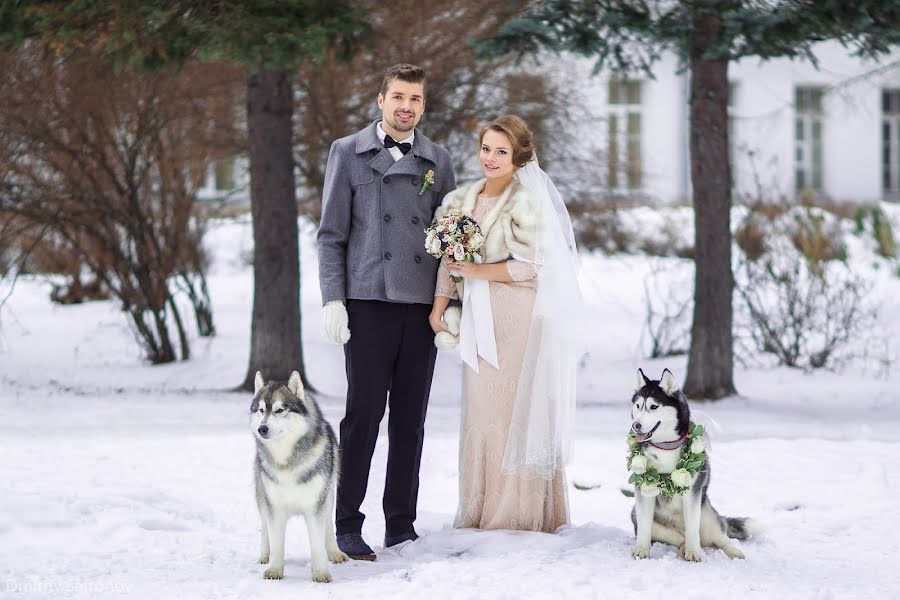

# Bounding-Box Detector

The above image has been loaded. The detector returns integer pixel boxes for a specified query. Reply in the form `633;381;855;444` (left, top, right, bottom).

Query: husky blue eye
274;409;284;414
650;405;658;410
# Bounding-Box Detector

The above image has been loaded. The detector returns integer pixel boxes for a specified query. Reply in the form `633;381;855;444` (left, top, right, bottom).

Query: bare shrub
567;204;630;253
0;47;238;362
736;247;876;370
735;213;767;261
641;262;692;358
790;207;847;272
639;218;695;259
857;206;897;258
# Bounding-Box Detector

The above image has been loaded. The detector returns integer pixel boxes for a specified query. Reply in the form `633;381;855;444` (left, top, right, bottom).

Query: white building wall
640;53;690;205
729;41;900;203
574;41;900;205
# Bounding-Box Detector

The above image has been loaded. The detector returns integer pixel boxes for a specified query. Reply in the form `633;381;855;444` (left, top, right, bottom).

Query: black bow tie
384;134;412;155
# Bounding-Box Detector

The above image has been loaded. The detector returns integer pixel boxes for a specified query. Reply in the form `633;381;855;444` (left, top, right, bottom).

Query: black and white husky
251;371;348;582
630;369;756;561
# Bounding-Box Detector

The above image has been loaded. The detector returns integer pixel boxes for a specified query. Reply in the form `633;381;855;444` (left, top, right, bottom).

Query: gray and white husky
251;371;348;582
630;369;757;561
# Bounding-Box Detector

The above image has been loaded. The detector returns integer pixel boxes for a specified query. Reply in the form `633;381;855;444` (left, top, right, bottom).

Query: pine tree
4;0;367;390
478;0;900;399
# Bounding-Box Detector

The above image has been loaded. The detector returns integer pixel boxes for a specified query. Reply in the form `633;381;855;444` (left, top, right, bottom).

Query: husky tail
724;517;762;541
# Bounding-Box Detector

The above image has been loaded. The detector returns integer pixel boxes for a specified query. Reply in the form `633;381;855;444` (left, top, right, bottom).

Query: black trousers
335;299;437;537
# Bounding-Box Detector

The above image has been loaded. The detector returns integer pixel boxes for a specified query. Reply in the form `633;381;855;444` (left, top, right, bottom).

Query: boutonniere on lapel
418;169;435;196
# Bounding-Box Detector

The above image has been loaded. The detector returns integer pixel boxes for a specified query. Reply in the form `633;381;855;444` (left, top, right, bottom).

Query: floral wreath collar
627;423;707;498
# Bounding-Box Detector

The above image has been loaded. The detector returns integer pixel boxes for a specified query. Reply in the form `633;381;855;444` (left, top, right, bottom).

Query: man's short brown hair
380;63;427;98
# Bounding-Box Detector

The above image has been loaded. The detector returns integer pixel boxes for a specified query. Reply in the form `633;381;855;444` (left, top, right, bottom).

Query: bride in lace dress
429;115;582;533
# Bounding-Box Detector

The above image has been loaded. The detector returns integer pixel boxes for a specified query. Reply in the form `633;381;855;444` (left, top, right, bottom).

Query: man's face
378;79;425;139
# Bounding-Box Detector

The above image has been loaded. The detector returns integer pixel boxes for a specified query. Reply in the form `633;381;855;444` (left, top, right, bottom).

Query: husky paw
679;544;702;562
259;553;269;564
721;545;745;560
263;566;284;580
632;545;650;559
311;569;332;583
329;549;349;564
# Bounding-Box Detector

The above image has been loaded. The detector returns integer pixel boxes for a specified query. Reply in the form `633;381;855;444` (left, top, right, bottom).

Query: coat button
411;216;419;225
414;254;422;263
384;252;392;260
384;214;391;222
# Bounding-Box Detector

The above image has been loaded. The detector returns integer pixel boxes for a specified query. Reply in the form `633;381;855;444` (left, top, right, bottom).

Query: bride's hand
429;311;449;334
447;261;482;279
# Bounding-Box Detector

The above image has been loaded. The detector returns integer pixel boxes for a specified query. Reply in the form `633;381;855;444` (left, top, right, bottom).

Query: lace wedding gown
436;194;569;533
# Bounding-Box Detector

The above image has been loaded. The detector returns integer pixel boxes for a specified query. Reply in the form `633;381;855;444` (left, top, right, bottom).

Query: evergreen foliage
3;0;365;70
478;1;900;73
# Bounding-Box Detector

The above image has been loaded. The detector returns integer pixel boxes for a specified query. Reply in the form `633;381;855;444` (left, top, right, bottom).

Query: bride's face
480;130;516;182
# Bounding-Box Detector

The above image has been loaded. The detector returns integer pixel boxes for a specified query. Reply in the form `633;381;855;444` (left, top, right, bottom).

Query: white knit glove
434;331;458;351
321;300;350;344
434;306;461;351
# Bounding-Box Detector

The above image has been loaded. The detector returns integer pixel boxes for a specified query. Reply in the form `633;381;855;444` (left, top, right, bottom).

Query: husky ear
635;368;650;391
287;371;304;397
659;369;679;396
254;371;265;395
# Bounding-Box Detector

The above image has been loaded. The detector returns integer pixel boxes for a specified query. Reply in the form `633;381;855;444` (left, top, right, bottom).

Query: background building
593;42;900;205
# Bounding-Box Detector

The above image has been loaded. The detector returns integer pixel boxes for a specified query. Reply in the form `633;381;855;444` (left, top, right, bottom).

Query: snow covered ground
2;214;899;599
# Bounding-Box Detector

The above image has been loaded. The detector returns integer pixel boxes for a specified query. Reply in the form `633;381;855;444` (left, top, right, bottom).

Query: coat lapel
385;152;425;177
368;150;396;175
356;121;396;175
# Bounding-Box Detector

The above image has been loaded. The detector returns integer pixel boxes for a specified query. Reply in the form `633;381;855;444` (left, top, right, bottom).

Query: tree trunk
683;10;737;400
239;63;310;391
168;294;190;361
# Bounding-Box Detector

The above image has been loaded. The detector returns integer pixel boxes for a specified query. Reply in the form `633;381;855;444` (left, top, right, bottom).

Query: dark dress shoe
384;531;419;548
337;533;376;561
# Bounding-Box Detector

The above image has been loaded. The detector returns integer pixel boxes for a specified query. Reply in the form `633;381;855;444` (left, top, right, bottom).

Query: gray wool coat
317;120;456;305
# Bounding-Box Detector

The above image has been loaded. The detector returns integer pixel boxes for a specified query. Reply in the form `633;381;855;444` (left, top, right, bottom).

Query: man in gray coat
317;63;456;560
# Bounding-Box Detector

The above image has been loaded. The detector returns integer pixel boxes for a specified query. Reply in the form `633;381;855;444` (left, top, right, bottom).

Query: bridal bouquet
424;210;485;282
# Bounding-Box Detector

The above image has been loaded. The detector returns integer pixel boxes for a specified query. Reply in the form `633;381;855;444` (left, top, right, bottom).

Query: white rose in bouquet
629;454;648;475
670;468;693;488
453;243;465;261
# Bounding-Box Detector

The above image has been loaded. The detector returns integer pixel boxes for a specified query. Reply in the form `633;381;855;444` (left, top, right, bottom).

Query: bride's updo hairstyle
479;114;534;169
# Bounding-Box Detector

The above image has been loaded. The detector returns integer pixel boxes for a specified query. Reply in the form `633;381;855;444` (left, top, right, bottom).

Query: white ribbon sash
458;255;498;373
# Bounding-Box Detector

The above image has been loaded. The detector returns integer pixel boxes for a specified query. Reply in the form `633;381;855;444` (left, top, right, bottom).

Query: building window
608;79;641;191
884;89;900;200
214;158;235;191
794;87;824;194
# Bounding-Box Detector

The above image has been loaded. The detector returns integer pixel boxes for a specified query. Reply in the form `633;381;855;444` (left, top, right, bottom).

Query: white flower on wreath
453;243;465;261
670;468;693;488
629;454;648;475
690;437;706;455
640;483;660;498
